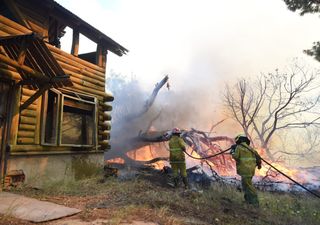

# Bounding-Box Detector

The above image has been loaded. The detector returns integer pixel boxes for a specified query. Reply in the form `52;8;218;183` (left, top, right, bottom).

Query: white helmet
172;127;181;134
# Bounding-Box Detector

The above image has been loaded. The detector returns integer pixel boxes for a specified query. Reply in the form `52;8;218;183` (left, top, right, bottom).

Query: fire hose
182;145;320;199
182;147;232;160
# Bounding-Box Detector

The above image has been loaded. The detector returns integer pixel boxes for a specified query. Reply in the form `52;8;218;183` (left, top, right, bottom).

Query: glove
230;144;237;154
256;155;262;169
257;164;262;170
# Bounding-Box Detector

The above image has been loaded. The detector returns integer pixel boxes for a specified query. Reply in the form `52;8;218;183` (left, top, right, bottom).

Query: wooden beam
0;15;31;33
17;80;37;86
9;86;21;146
20;116;36;125
17;38;29;65
64;99;93;111
0;54;50;82
71;29;79;56
20;84;50;112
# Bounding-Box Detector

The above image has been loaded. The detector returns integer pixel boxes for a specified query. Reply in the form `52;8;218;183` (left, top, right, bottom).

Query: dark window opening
44;90;59;144
78;52;96;64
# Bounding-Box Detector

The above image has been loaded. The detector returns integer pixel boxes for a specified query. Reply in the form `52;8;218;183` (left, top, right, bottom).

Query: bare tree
274;127;320;164
223;63;320;160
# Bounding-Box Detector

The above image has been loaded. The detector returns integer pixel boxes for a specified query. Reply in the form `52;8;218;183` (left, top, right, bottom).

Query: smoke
105;71;235;161
106;62;320;169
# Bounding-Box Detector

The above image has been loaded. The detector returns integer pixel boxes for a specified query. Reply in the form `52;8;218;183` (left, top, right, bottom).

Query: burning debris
106;125;320;196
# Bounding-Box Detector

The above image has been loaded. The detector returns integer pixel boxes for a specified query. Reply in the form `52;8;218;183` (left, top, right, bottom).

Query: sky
56;0;320;92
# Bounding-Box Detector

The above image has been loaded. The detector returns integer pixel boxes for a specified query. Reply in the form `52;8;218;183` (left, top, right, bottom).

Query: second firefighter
168;127;188;189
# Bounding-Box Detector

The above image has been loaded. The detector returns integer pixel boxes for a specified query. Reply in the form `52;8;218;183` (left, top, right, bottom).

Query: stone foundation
6;152;104;187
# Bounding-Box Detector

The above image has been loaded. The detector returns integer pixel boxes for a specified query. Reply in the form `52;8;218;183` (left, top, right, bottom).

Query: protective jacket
232;143;260;177
169;135;186;163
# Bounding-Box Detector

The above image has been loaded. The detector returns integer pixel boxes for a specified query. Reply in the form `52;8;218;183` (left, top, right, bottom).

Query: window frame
41;88;61;147
41;88;98;148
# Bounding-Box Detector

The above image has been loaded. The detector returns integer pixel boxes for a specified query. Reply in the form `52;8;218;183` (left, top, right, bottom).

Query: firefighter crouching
168;127;188;189
231;134;262;206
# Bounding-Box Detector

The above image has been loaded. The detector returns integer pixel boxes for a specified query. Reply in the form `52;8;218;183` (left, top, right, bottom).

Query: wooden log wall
0;15;113;150
17;88;41;145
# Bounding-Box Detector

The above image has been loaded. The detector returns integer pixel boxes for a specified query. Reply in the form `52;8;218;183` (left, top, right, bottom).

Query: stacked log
98;98;113;150
0;15;29;82
0;17;42;146
0;63;22;81
17;88;39;144
0;15;30;35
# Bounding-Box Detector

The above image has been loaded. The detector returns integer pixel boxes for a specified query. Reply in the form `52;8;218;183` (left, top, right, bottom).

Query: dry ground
0;167;319;225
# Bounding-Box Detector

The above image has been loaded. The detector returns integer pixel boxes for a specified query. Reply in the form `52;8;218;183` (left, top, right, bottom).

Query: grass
7;172;320;225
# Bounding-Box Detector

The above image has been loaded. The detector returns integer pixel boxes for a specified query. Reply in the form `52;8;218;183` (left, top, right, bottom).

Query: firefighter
231;134;261;206
168;127;188;189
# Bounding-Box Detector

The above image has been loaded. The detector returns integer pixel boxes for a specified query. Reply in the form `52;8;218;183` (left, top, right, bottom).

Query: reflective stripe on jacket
169;135;186;163
231;143;258;177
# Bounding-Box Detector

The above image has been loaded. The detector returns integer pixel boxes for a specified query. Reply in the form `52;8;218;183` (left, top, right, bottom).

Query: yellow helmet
235;134;250;145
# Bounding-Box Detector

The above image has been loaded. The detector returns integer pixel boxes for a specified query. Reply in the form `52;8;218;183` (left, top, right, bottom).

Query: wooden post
9;86;21;146
71;28;79;56
96;43;107;68
34;92;42;144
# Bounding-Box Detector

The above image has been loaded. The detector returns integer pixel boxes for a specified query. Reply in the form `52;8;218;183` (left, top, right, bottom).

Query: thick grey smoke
105;72;229;161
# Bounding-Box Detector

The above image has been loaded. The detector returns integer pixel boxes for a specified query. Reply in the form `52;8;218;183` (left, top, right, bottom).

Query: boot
182;177;189;189
167;176;175;188
174;177;179;187
167;177;179;188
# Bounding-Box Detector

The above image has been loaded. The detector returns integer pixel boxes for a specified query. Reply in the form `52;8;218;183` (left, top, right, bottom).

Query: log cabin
0;0;127;187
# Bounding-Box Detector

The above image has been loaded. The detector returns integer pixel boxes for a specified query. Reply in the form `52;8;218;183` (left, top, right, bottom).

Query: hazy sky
56;0;320;91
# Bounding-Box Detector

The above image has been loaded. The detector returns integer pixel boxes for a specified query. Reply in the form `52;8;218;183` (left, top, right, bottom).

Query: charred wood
125;75;169;121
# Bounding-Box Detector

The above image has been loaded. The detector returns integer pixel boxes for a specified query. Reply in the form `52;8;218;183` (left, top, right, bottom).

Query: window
44;90;59;144
61;94;95;145
42;89;97;147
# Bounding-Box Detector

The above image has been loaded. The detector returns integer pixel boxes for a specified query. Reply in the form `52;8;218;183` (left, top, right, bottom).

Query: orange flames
126;144;168;169
106;144;316;186
106;143;169;169
106;157;125;164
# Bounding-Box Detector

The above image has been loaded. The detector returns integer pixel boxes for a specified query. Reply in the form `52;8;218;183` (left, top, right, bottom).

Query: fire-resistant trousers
241;176;259;205
171;162;187;178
